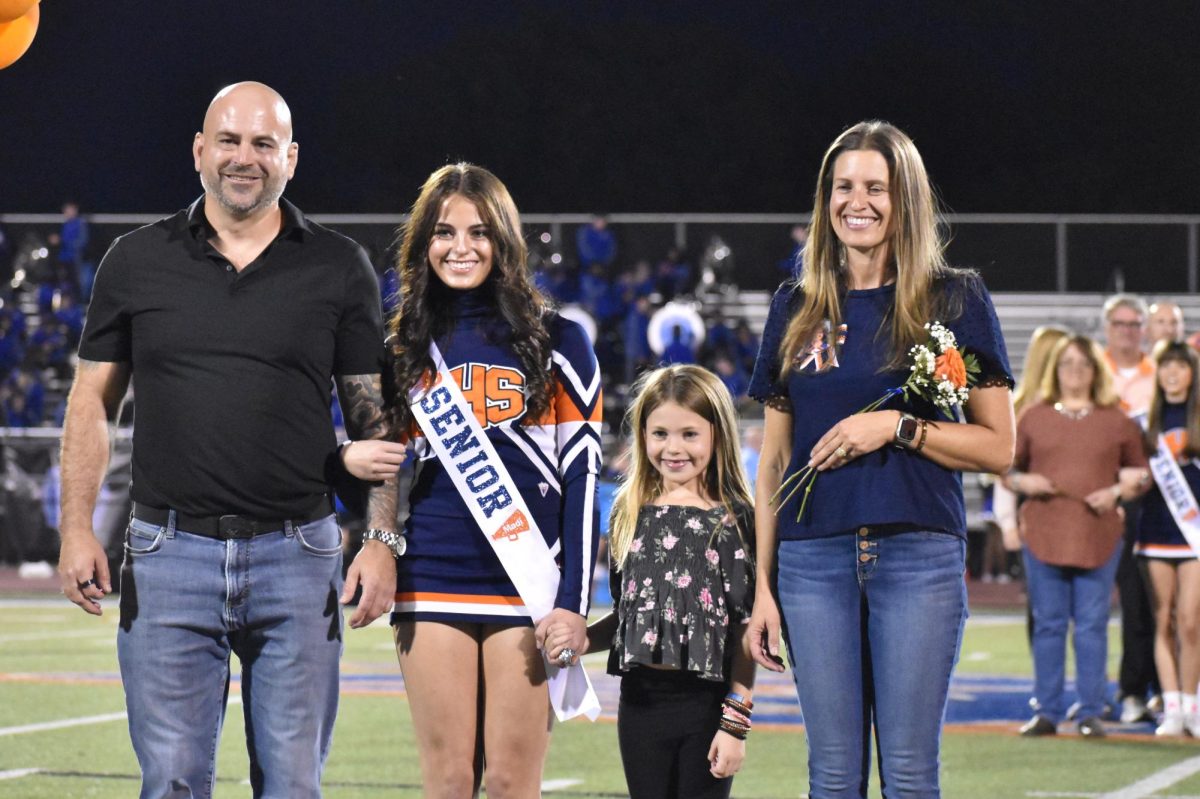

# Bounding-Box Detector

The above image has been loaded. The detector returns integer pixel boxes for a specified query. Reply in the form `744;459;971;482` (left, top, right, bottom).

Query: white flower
734;548;745;560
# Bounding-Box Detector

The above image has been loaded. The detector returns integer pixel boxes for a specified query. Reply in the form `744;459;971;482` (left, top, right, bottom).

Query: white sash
408;342;600;722
1147;433;1200;556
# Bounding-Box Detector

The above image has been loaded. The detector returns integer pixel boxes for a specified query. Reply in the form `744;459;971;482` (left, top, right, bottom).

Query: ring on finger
835;446;849;460
557;647;575;667
78;578;96;589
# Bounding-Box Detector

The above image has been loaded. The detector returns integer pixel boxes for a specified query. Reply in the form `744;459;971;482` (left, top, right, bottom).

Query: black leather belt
133;499;331;540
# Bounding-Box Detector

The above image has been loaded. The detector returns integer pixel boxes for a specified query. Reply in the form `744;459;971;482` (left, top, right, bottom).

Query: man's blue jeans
117;512;344;799
1022;545;1121;723
776;529;967;799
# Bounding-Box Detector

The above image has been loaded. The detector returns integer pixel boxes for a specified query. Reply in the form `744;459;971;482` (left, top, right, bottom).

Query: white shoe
1186;714;1200;737
1121;695;1151;724
1157;712;1187;737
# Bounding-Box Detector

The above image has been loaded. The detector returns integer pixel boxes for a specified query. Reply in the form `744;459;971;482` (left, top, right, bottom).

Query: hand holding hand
535;608;587;666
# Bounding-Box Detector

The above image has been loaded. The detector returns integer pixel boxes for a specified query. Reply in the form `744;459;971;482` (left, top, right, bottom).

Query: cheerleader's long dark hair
389;163;553;432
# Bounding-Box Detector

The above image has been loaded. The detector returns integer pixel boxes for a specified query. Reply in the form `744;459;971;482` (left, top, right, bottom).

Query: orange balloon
0;2;37;70
0;0;36;24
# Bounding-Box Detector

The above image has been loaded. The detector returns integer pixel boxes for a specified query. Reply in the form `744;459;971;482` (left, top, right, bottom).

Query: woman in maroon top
1008;334;1148;738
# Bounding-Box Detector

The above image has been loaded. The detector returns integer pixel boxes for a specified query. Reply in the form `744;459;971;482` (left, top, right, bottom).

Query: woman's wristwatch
363;528;406;558
894;413;919;449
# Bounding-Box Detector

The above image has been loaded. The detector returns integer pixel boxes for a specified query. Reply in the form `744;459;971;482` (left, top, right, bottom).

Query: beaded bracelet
719;695;753;740
914;418;929;452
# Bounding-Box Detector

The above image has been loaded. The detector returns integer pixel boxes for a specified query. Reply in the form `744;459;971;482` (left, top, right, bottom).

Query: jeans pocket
125;518;166;556
294;518;342;557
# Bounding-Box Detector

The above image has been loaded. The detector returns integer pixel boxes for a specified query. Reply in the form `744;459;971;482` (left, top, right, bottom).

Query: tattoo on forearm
367;474;399;531
337;374;389;440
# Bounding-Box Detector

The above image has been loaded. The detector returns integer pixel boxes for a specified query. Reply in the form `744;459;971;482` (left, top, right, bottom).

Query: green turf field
3;600;1200;798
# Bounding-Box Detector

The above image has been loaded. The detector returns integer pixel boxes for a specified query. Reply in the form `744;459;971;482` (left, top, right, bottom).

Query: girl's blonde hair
1012;325;1072;414
608;365;754;568
1145;339;1200;459
1039;335;1118;408
779;120;960;376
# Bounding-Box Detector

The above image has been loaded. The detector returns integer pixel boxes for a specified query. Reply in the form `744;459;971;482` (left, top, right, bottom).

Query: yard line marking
0;628;112;644
542;778;583;791
0;711;127;737
0;769;43;780
0;697;241;737
1099;755;1200;799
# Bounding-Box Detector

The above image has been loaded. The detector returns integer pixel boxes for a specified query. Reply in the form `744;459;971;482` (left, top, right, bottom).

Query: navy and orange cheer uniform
1136;402;1200;560
392;288;603;625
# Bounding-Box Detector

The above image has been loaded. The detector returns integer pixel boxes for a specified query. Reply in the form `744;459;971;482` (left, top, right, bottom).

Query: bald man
1148;301;1185;345
57;82;401;798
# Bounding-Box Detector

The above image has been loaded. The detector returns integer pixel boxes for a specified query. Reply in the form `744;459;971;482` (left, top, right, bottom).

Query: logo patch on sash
538;482;550;497
493;509;531;542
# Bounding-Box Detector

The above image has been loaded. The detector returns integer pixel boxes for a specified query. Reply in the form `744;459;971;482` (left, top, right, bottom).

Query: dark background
1;1;1198;290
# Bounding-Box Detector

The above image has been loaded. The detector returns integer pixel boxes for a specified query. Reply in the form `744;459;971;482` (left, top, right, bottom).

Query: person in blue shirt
746;121;1015;798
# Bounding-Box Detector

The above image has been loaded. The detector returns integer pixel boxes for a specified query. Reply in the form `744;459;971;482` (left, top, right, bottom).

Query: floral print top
607;503;755;682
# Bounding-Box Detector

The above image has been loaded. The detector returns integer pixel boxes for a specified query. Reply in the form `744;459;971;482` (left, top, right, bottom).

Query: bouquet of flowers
772;321;980;521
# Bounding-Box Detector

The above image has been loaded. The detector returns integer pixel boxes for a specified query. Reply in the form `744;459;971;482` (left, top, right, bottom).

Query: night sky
2;1;1198;218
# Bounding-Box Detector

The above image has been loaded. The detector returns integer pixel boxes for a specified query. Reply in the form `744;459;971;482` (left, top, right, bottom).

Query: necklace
1053;401;1093;420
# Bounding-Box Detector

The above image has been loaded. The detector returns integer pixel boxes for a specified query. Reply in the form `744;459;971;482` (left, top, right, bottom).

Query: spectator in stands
732;319;759;375
623;295;654;383
1010;335;1147;738
579;262;621;322
576;213;617;269
8;367;45;426
1133;341;1200;736
1103;293;1162;724
54;292;85;346
713;352;749;403
777;223;808;278
655;247;692;300
662;324;696;365
49;201;88;292
1148;301;1184;345
0;314;24;376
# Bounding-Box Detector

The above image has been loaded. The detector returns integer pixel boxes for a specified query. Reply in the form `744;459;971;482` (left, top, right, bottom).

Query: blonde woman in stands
992;326;1071;550
1009;335;1148;738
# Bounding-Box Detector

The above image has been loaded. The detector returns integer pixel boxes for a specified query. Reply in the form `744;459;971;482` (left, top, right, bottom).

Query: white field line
1098;755;1200;799
0;768;43;780
541;779;583;791
0;628;112;644
0;711;127;737
0;696;242;738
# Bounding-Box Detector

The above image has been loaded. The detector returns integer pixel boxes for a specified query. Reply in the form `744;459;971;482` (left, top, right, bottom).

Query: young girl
544;364;757;798
1135;340;1200;736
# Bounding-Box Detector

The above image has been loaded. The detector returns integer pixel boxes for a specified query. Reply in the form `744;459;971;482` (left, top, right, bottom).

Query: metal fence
2;212;1198;294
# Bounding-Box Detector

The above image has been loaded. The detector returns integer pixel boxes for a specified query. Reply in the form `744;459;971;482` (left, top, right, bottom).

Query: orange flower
934;348;967;388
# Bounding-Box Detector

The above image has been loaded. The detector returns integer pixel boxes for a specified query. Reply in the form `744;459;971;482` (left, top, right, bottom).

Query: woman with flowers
747;121;1015;798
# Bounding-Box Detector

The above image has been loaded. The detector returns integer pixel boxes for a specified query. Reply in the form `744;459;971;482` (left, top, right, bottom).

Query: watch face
394;535;407;557
898;416;919;442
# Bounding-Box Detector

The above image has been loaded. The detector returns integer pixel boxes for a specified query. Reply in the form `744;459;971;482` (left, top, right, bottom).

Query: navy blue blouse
748;274;1013;540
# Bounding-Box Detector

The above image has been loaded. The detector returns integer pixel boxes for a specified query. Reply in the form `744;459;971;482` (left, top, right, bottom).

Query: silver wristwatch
363;528;406;559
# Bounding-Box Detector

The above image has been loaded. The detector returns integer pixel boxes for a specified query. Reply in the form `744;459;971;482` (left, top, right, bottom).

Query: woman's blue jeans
776;528;967;799
1022;545;1121;723
117;513;345;799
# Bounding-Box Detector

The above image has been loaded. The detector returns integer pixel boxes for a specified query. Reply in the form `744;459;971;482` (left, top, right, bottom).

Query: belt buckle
218;515;257;539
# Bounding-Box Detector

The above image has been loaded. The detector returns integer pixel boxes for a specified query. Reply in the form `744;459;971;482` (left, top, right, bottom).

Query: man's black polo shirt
79;197;384;518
